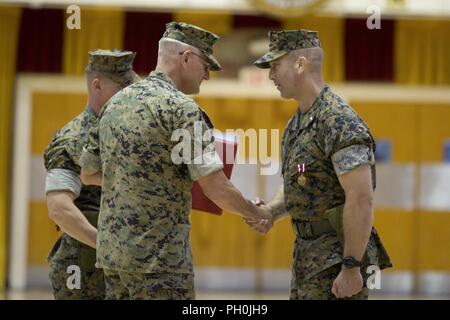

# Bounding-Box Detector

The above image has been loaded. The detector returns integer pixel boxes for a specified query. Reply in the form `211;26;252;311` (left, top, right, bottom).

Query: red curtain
345;18;394;82
124;11;173;76
16;8;63;73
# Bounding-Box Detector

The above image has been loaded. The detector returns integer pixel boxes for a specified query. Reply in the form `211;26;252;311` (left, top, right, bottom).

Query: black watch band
342;256;362;268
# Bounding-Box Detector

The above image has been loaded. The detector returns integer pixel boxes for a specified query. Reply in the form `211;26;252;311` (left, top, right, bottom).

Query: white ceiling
0;0;449;17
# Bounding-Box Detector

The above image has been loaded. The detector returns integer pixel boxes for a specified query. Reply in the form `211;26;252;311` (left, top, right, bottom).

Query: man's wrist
341;265;361;273
268;204;285;221
247;199;258;217
267;205;279;222
342;256;362;269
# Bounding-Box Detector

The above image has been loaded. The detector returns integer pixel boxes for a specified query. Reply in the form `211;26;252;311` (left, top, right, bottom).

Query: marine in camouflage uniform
44;49;139;299
79;22;226;300
253;30;392;300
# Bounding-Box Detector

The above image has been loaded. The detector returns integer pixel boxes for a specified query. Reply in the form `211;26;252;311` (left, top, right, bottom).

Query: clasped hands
244;197;274;235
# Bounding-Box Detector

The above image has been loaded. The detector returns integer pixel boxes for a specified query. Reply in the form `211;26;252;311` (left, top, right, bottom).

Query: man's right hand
244;198;274;235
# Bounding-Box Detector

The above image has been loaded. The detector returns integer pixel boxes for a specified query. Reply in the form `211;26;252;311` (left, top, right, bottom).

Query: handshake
244;197;275;235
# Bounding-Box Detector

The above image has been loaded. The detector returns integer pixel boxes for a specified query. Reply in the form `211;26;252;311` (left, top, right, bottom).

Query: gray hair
158;38;199;58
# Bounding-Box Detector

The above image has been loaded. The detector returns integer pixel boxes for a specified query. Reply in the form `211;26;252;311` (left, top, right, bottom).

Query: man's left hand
331;267;363;299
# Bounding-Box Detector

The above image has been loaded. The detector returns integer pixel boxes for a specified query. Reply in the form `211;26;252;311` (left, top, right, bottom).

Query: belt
292;219;335;240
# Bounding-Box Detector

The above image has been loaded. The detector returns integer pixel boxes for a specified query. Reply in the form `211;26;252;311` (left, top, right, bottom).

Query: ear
92;78;101;91
295;56;308;75
180;50;191;68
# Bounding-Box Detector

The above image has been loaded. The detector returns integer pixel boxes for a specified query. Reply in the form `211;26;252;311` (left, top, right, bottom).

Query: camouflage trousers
48;234;105;300
49;263;105;300
290;264;369;300
103;269;195;300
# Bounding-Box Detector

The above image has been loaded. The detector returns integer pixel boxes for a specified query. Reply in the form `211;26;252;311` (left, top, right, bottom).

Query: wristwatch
342;256;362;269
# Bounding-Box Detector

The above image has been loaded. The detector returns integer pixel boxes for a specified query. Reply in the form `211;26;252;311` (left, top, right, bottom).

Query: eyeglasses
178;51;211;72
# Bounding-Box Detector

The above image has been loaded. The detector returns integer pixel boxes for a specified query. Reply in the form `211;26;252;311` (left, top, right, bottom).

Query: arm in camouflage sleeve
323;112;375;260
198;170;271;221
324;112;375;298
44;135;97;248
80;121;102;186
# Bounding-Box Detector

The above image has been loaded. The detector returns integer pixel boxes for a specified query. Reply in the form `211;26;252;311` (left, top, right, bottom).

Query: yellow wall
63;8;125;75
173;10;233;35
352;101;450;272
373;210;416;270
395;19;450;85
28;202;60;265
32;92;87;153
351;102;420;163
191;211;295;268
283;16;344;83
0;5;21;291
416;104;450;270
417;211;450;270
418;104;450;162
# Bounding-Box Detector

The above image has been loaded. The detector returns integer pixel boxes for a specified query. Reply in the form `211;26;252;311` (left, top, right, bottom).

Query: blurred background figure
0;0;449;299
44;49;139;300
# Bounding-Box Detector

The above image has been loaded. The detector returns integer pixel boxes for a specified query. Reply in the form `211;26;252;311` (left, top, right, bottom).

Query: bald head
155;37;211;95
289;46;324;75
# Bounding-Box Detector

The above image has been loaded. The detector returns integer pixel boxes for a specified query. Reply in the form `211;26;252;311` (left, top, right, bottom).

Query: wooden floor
1;289;448;300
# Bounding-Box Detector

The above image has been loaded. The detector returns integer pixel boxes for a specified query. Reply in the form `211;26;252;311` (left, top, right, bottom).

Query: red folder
191;133;238;215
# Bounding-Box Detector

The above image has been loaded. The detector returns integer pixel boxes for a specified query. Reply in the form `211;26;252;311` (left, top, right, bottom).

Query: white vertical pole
9;76;32;290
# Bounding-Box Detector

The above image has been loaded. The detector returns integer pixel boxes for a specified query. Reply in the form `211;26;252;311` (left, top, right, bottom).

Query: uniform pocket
325;204;345;243
78;244;97;272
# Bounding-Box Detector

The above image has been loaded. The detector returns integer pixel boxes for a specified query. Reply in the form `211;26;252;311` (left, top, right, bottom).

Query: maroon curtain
233;14;281;29
124;12;173;76
16;8;63;73
344;18;394;82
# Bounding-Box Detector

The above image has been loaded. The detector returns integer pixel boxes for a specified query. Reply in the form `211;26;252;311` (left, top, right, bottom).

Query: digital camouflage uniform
255;30;392;300
44;49;139;299
79;22;223;300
